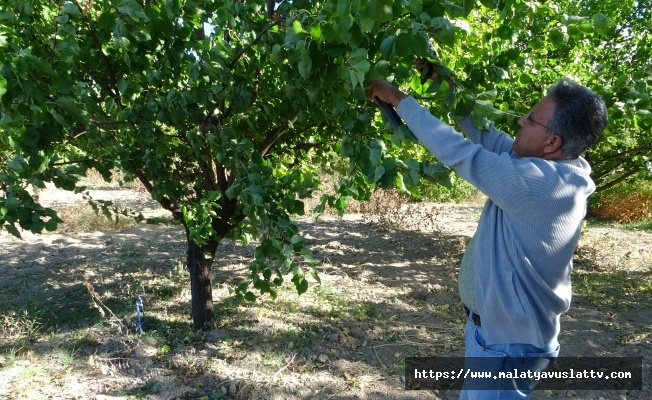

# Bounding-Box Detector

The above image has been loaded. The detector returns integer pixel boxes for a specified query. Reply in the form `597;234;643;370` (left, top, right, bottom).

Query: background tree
1;0;650;329
433;0;652;191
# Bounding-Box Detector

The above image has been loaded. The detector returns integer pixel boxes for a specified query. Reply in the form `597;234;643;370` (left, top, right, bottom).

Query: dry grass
2;170;649;398
56;204;139;232
589;191;652;223
39;168;153;233
304;184;430;231
348;188;413;228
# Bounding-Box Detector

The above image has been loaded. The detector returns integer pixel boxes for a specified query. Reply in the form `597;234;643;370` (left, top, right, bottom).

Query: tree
1;0;650;329
0;0;455;329
569;0;652;192
434;0;652;191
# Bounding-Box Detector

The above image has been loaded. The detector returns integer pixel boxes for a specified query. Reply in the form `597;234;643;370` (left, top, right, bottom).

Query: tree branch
291;140;335;152
197;124;219;192
216;165;229;194
50;0;62;64
227;22;280;70
51;158;98;166
596;167;642;193
72;0;124;108
259;114;299;157
134;171;184;223
592;143;652;166
70;119;130;139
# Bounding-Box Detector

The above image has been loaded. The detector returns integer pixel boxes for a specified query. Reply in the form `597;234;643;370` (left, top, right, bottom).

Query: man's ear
544;134;563;154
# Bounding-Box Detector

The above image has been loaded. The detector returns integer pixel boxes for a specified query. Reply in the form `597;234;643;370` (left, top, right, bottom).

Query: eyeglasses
524;110;551;131
502;110;552;131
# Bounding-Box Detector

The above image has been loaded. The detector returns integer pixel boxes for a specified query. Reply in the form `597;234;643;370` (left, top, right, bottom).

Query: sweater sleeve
457;115;516;156
396;97;554;213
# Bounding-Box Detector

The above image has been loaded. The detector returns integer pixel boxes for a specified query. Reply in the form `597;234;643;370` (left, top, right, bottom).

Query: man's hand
415;40;457;103
366;80;408;108
416;59;439;81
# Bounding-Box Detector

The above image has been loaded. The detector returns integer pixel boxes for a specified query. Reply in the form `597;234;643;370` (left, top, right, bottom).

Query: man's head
546;78;608;158
512;78;608;159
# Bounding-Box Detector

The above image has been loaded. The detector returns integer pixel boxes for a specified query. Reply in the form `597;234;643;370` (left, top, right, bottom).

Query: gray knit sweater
396;97;595;347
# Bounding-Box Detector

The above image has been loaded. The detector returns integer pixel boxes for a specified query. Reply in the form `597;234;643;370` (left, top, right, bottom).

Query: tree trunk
186;231;219;330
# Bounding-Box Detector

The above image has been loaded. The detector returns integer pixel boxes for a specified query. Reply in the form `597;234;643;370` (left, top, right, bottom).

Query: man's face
512;96;558;158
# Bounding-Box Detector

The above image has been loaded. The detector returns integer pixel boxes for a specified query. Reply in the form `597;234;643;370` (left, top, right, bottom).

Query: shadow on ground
1;210;651;400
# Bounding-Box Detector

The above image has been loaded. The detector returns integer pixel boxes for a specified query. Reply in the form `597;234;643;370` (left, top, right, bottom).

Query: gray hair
546;78;608;158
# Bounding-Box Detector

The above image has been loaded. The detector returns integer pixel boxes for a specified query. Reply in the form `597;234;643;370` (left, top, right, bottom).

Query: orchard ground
0;182;650;400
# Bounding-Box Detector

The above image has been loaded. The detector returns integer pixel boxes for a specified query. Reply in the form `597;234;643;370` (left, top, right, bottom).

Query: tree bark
185;231;219;330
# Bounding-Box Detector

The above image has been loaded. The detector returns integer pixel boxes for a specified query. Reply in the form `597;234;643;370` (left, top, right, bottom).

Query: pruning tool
375;97;403;129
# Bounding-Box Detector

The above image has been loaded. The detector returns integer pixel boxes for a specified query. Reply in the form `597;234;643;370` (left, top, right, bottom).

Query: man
367;78;608;399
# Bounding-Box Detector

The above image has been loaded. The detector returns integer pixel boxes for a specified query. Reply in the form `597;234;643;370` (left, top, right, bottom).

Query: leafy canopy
1;0;650;304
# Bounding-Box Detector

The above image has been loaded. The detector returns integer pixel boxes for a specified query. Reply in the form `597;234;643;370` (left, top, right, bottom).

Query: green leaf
310;24;322;40
298;51;312;79
303;253;321;266
518;73;532;85
395;31;430;58
244;291;257;302
361;0;393;23
444;3;464;18
293;20;309;36
476;89;497;100
436;64;454;77
353;59;370;73
0;73;6;99
471;113;489;129
62;3;80;14
489;66;509;82
396;124;418;142
225;184;242;199
379;36;394;58
211;390;226;399
4;224;21;239
337;0;351;18
577;23;595;33
548;28;568;47
349;48;368;64
132;30;152;42
374;164;386;182
430;17;456;48
592;13;613;30
5;197;20;211
473;100;495;117
409;0;422;16
529;38;544;50
340;139;354;157
435;79;452;101
462;0;475;17
359;15;375;33
290;234;306;246
45;218;59;232
295;277;308;295
309;268;321;284
395;172;407;192
237;282;249;293
0;12;15;21
369;141;384;165
7;155;26;171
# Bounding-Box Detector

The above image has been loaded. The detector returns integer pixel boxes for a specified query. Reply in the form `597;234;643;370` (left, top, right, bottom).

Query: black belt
464;306;482;326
